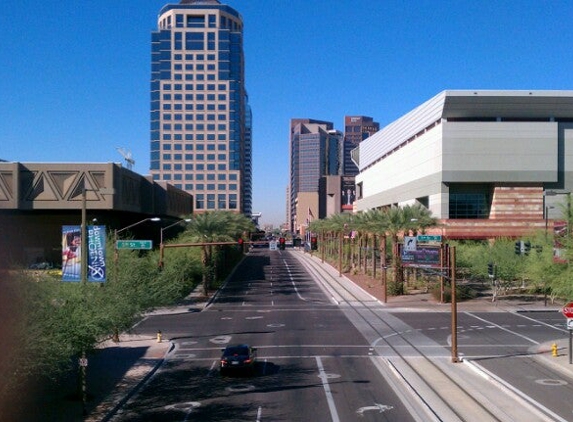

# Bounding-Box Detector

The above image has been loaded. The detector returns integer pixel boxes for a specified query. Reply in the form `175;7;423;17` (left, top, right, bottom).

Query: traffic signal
310;236;318;251
279;237;286;250
524;241;531;255
487;262;494;277
514;241;522;255
237;238;244;251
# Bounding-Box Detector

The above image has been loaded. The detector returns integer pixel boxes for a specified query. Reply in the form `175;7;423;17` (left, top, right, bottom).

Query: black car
220;344;257;375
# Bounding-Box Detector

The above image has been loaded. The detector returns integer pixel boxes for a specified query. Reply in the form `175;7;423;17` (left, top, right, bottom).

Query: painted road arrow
356;403;394;415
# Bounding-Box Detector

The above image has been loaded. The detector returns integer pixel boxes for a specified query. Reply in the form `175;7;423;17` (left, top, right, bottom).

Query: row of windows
162;83;224;91
162;133;227;141
152;163;240;176
163;103;226;111
160;180;237;191
161;143;226;151
156;123;226;131
173;73;217;81
159;172;230;181
195;193;239;211
173;53;216;61
162;113;227;121
161;153;227;161
160;14;240;32
162;93;226;101
173;63;215;71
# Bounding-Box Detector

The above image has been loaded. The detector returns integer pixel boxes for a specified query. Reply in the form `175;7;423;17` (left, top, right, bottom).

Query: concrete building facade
353;90;573;239
0;162;193;266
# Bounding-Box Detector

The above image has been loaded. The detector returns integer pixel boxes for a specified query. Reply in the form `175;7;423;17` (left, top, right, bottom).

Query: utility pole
450;245;459;363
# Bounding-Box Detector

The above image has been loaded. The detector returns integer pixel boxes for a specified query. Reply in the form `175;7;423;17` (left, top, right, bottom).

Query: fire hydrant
157;330;163;343
552;343;558;357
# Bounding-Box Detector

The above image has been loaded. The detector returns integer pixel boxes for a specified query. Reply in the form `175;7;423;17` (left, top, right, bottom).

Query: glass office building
343;116;379;177
150;0;251;215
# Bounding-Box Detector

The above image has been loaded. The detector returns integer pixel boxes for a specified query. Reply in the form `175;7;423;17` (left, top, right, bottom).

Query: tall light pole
159;218;191;268
79;185;113;416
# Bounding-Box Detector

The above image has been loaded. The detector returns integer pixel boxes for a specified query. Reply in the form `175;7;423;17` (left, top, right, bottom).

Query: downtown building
288;116;379;234
289;119;342;234
353;90;573;239
150;0;252;215
343;116;379;176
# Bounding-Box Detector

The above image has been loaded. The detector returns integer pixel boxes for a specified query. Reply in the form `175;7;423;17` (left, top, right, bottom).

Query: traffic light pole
450;245;459;363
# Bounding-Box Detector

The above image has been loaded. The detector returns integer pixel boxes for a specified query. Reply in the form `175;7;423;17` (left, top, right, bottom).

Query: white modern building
352;90;573;238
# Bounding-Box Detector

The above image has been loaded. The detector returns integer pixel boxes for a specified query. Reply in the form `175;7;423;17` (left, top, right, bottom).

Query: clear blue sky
1;1;572;227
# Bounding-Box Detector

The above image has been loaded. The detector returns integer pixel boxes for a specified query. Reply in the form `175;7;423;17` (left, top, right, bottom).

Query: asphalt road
112;249;416;421
109;249;573;421
393;310;573;421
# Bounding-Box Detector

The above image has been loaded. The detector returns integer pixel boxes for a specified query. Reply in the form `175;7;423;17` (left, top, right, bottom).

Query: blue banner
62;225;107;282
88;225;106;282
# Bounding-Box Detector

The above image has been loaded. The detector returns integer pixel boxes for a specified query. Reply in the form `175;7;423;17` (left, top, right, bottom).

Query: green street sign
417;235;442;243
116;240;153;250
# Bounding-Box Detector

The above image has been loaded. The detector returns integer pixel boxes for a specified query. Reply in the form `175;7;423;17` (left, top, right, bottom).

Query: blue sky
1;1;572;226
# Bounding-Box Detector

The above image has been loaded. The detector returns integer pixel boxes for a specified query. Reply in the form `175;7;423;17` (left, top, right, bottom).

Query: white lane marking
467;360;569;422
465;312;539;344
315;356;340;422
513;311;569;333
256;406;263;422
283;259;308;301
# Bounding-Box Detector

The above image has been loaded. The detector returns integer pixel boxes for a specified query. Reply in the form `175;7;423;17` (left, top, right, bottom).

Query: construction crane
116;147;135;170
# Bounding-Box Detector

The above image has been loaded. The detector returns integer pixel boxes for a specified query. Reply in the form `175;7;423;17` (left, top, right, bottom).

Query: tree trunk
201;246;209;297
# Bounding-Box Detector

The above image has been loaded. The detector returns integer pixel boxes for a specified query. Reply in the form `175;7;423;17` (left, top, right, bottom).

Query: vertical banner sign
62;225;107;282
62;225;81;281
88;225;106;282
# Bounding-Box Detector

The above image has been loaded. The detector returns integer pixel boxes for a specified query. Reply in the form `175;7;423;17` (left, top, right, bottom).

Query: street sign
269;241;277;250
567;319;573;330
562;302;573;318
404;236;417;251
417;235;442;242
116;240;153;250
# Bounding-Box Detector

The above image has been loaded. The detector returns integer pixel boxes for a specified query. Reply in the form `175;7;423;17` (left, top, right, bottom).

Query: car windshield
223;346;249;356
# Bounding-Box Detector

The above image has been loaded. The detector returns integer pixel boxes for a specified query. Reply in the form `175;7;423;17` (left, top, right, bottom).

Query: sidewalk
11;286;210;422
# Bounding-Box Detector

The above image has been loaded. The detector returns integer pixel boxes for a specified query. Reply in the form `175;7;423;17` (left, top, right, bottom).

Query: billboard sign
402;246;441;268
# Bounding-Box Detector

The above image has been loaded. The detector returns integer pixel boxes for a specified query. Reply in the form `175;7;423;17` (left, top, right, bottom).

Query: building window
218;194;226;208
196;194;204;208
449;184;492;219
229;194;237;209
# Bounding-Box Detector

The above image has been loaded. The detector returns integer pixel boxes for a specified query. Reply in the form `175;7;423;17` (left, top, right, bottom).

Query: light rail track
289;250;532;422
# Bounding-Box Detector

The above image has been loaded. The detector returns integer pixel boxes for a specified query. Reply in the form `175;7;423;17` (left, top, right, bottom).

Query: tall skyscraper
289;119;341;233
343;116;379;176
150;0;252;215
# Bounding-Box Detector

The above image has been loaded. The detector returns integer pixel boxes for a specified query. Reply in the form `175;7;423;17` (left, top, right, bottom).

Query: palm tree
181;211;255;296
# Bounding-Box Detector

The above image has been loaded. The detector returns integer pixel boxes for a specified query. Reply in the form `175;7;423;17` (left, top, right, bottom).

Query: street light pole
78;185;113;416
113;217;161;269
159;218;191;268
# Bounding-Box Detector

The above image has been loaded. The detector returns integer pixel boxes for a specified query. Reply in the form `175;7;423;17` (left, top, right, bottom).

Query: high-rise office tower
150;0;252;215
343;116;379;176
289;119;341;232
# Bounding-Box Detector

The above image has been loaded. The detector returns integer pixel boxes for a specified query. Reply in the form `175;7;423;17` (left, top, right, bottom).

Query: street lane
390;310;573;420
113;249;416;421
